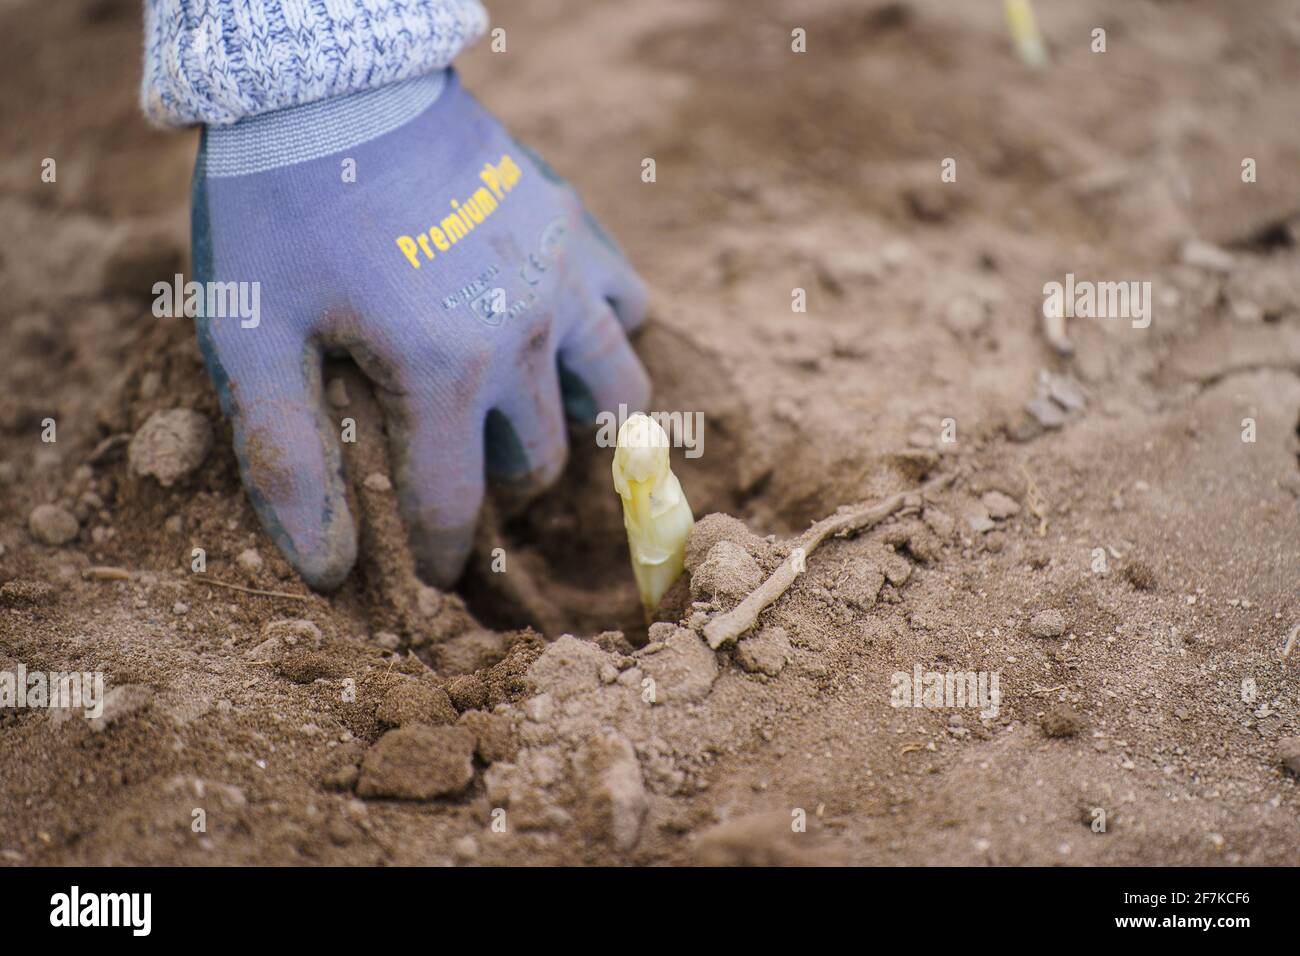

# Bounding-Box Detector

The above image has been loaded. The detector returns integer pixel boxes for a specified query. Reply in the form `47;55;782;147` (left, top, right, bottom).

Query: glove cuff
142;0;486;128
202;70;450;178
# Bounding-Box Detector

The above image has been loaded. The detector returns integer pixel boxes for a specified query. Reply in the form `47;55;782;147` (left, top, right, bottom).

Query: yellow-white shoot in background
1003;0;1047;67
613;414;695;619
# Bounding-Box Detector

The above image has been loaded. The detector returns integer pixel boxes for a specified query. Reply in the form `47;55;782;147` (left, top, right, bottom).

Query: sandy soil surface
2;0;1299;866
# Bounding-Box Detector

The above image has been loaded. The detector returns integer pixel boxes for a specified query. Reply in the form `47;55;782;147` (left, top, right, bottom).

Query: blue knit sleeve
142;0;489;127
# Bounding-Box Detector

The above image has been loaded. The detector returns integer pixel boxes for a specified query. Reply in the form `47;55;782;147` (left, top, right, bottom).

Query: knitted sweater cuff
141;0;488;128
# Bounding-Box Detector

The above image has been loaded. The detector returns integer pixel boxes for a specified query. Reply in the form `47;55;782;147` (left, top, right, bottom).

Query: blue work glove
190;70;650;590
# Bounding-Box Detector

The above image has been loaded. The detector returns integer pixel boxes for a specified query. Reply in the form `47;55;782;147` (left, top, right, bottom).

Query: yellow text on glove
394;154;523;269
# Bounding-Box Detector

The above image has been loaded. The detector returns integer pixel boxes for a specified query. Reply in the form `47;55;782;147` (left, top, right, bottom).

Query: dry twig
703;473;954;648
1282;621;1299;662
193;578;311;601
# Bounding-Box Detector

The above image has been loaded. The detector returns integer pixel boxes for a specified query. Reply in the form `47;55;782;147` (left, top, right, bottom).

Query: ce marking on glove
520;217;569;287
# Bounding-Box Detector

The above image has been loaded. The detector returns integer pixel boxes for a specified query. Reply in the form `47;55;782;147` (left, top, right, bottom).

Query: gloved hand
191;70;650;590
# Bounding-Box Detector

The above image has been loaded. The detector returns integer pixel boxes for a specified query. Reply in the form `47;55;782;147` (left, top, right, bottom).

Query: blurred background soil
1;0;1298;865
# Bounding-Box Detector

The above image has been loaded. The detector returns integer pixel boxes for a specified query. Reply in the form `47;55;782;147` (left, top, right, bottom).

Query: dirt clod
321;764;360;793
127;408;212;487
1123;561;1157;591
28;504;79;545
573;731;648;852
0;579;57;607
445;674;489;712
356;725;476;800
1028;609;1067;638
1041;706;1086;738
265;619;322;643
736;627;792;677
638;627;718;703
690;539;763;603
376;680;457;728
433;628;507;675
684;513;767;572
922;507;955;539
835;563;885;610
982;491;1021;520
457;710;518;764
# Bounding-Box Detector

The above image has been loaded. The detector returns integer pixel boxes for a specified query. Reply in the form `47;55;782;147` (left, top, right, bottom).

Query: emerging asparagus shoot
1003;0;1048;67
612;414;695;619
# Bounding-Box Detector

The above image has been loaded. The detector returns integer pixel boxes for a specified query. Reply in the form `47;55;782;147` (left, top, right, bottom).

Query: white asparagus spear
612;414;695;619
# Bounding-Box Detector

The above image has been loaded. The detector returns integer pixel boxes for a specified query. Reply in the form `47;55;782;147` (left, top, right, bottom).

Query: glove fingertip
284;529;357;592
412;525;478;590
245;489;357;592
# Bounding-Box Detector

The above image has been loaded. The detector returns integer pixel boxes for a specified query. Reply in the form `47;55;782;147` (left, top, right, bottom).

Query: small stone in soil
981;490;1021;519
1029;609;1067;638
236;548;263;575
29;504;80;546
964;502;995;534
128;409;213;487
1025;397;1067;429
1046;374;1086;412
1179;238;1236;273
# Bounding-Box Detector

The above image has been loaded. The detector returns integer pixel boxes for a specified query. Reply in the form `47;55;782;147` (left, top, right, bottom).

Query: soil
2;0;1299;866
